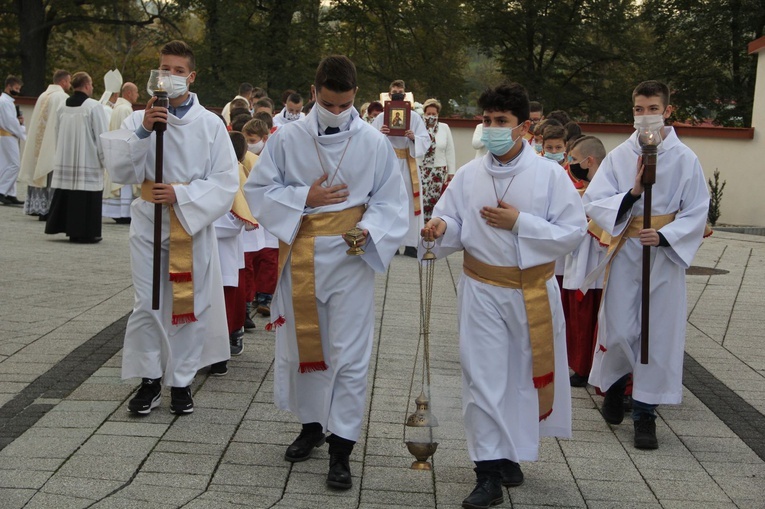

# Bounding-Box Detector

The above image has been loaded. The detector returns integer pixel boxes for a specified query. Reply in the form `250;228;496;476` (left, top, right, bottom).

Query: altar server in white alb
244;55;407;491
18;70;71;218
372;79;430;257
44;71;107;243
100;40;238;416
0;75;26;205
421;83;586;509
103;82;140;224
583;80;708;450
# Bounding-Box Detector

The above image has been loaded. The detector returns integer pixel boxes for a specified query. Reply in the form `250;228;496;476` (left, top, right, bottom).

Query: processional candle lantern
404;240;439;470
146;70;175;310
635;121;663;364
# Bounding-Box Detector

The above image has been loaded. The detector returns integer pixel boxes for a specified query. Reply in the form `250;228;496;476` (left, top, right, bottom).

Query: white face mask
633;114;664;131
248;140;264;155
316;101;353;129
285;110;301;121
167;74;190;99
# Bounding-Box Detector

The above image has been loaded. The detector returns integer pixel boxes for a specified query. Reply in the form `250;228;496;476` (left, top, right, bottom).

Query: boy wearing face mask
243;55;408;490
240;118;277;320
560;136;607;388
421;83;586;509
273;91;305;127
541;125;567;166
582;80;709;450
100;40;239;416
372;79;431;257
0;75;26;205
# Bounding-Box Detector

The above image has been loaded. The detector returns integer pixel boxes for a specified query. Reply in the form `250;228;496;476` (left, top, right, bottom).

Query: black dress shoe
403;246;418;258
500;460;524;487
569;372;589;387
0;194;11;205
3;195;23;205
70;237;102;244
284;428;325;462
462;469;503;509
326;451;352;489
602;381;626;424
634;414;659;449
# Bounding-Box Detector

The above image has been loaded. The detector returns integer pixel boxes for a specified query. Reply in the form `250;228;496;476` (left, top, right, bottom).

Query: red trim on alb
539;408;553;421
265;315;285;331
169;272;192;283
704;230;713;238
299;361;328;373
231;210;258;229
599;344;607;352
172;312;197;325
587;229;609;247
533;371;554;389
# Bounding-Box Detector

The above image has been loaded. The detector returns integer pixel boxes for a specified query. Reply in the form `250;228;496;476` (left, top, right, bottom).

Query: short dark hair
238;82;253;96
5;75;22;88
252;87;267;99
160;40;196;71
255;97;274;110
229;131;247;162
253;110;273;130
389;79;405;91
542;125;566;142
230;98;249;110
547;110;570;125
533;118;562;136
281;89;296;105
71;71;91;89
564;121;581;142
286;92;303;105
231;113;252;132
633;80;670;107
477;83;530;122
569;135;606;163
52;69;70;85
367;101;384;114
315;55;357;93
529;101;543;114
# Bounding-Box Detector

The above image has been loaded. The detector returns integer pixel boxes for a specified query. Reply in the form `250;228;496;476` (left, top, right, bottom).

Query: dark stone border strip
0;313;130;451
683;352;765;460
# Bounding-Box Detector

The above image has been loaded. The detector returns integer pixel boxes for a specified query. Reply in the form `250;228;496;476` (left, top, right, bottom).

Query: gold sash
141;180;195;325
0;128;12;137
231;162;258;229
277;205;366;373
600;213;676;289
393;147;421;216
463;252;557;421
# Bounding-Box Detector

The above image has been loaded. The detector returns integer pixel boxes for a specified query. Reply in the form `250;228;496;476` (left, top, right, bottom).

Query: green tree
640;0;765;126
9;0;184;96
326;0;469;112
469;0;643;121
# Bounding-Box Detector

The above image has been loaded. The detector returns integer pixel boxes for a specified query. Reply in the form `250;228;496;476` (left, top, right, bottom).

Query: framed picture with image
383;100;411;136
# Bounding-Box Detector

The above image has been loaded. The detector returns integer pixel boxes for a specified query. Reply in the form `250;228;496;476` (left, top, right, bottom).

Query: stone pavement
0;202;763;509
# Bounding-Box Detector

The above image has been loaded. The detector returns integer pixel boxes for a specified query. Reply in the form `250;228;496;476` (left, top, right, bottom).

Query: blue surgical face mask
544;151;566;163
534;143;543;154
480;123;525;156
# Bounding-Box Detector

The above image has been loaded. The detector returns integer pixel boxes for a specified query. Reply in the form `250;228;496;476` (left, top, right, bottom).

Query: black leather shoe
326;451;352;489
4;195;23;205
462;470;503;509
500;460;524;487
602;382;626;424
569;373;588;387
284;429;325;462
634;414;659;449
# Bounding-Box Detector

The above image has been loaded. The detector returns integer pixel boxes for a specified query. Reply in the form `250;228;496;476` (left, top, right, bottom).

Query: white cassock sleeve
515;170;587;269
582;152;635;237
409;113;431;159
99;111;152;186
425;168;466;259
444;124;456;176
355;136;409;273
653;157;709;268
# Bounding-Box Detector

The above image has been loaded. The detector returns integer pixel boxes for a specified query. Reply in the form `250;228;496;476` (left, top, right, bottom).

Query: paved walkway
0;202;763;508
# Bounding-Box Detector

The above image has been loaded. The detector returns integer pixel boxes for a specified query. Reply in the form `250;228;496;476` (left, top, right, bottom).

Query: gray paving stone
55;455;140;481
647;479;732;502
141;451;219;475
76;435;158;457
131;472;210;490
23;492;94;509
107;484;202;505
0;469;54;489
96;421;169;437
576;479;658;503
0;488;37;509
40;475;123;500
